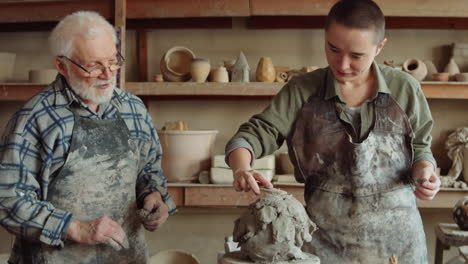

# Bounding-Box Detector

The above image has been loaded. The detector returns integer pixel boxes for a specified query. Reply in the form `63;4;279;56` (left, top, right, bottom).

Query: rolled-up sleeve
0;133;72;247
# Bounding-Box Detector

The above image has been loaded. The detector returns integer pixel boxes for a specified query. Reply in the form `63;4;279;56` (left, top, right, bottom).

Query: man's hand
140;192;169;231
66;216;127;250
412;161;441;200
233;169;273;195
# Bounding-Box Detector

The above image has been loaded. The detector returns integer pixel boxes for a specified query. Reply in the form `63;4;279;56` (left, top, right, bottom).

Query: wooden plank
421;82;468;99
168;186;184;206
127;18;232;29
248;16;468;30
0;0;113;23
127;0;250;18
114;0;126;90
125;82;283;97
417;189;468;208
0;84;46;101
136;30;148;82
250;0;468;17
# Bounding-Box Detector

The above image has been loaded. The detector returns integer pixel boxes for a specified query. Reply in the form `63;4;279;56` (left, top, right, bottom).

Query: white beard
67;71;116;105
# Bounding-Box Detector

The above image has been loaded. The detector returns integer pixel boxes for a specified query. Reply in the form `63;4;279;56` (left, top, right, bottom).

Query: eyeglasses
59;51;125;78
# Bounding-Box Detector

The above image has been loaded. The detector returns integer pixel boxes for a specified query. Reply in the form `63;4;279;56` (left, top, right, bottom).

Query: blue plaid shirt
0;75;176;250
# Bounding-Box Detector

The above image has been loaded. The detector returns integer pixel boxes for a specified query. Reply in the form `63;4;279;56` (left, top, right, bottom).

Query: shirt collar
325;61;391;101
51;74;126;111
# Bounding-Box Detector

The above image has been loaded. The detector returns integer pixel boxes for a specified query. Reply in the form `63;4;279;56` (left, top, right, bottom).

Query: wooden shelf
125;82;281;97
168;183;468;209
2;82;468;101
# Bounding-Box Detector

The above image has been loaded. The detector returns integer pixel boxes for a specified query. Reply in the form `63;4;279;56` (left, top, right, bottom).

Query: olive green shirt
226;62;436;168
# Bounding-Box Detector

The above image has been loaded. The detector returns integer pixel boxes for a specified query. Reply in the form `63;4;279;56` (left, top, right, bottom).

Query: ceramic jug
256;57;276;82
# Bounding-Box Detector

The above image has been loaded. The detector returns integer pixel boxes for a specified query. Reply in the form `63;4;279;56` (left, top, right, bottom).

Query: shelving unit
2;82;468;101
168;183;468;209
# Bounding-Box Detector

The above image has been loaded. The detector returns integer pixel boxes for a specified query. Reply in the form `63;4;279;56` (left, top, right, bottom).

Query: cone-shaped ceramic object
232;52;250;83
444;58;460;81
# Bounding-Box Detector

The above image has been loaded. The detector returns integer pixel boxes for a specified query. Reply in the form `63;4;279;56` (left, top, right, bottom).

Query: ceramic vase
402;58;427;82
256;57;276;82
453;196;468;230
212;66;229;83
422;60;438;81
190;58;211;83
444;58;461;81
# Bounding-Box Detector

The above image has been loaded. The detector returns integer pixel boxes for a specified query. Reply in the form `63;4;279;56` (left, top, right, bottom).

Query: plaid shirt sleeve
119;95;177;215
0;92;73;248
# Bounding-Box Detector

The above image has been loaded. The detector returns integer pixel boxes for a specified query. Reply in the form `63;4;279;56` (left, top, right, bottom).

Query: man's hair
49;11;117;58
325;0;385;44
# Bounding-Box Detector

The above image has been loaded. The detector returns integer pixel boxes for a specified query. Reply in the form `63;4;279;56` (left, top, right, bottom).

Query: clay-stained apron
28;109;148;263
288;90;427;264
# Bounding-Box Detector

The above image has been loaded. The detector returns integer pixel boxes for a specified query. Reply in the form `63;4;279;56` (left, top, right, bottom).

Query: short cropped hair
49;11;117;58
325;0;385;44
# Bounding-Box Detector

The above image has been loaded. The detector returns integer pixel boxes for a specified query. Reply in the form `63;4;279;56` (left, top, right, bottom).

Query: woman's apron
24;108;148;263
288;89;427;264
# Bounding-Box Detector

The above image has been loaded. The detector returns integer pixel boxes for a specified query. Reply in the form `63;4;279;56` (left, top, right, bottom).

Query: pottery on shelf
402;58;427;82
423;60;438;81
212;66;229;83
160;46;195;82
444;58;461;81
154;74;164;82
29;69;57;84
190;58;210;83
455;72;468;82
0;52;16;82
431;72;450;82
256;57;276;82
231;51;250;83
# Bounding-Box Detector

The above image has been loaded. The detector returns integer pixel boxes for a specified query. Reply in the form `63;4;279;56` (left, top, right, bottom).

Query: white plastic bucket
0;52;16;82
158;130;218;182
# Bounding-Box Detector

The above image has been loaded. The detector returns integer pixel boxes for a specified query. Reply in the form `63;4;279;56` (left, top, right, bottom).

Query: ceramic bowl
149;249;199;264
455;72;468;82
431;72;450;82
160;46;195;82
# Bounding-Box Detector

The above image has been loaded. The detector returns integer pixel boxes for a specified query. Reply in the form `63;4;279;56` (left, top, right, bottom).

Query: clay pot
154;74;164;82
403;58;427;81
454;197;468;230
256;57;276;82
0;52;16;82
455;72;468;82
190;58;210;83
212;66;229;83
431;72;450;82
29;69;57;84
160;46;195;82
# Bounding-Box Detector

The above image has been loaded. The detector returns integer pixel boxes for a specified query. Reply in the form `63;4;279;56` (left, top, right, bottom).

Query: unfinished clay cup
212;66;229;83
454;197;468;230
190;58;210;83
160;46;195;82
29;69;57;84
0;52;16;82
256;57;276;82
455;72;468;82
402;58;427;81
432;72;450;82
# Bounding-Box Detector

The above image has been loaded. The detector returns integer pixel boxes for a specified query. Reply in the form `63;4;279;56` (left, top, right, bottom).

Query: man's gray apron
287;89;427;264
32;108;146;263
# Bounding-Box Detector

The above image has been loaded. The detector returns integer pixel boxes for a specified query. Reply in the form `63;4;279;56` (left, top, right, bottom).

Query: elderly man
226;0;440;263
0;11;175;263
